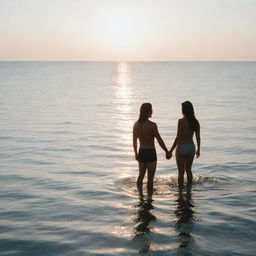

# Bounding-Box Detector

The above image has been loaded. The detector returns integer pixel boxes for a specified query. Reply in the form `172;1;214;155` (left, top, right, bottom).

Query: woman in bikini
169;101;201;191
133;103;170;195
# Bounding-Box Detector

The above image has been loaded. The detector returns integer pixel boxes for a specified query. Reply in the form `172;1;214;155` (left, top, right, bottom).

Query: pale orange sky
0;0;256;61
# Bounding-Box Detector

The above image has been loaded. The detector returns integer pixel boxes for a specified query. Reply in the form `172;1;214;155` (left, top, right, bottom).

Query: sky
0;0;255;61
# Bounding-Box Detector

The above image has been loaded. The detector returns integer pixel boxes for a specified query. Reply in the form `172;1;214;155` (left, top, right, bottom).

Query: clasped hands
165;150;172;160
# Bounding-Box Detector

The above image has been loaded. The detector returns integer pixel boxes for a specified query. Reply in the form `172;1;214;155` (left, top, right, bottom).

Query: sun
107;14;136;46
93;7;145;50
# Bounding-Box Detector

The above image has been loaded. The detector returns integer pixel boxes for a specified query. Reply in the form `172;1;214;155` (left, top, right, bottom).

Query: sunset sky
0;0;255;61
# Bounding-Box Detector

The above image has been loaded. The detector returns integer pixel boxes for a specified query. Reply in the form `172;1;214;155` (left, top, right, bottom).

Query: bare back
133;120;156;148
178;118;194;144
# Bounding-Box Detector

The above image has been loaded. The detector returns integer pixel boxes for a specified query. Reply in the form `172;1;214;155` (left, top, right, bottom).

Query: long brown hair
182;101;199;131
138;103;152;124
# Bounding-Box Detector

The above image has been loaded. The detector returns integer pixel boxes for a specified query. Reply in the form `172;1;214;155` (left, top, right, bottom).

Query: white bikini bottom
177;144;195;156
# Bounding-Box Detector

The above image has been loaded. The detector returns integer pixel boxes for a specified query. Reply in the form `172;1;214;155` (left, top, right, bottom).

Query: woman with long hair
169;101;201;190
133;103;170;195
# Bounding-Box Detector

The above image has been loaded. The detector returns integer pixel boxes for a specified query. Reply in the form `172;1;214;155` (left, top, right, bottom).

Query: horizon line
0;60;256;63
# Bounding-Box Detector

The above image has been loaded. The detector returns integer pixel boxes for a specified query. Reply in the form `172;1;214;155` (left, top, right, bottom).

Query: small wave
193;175;221;184
56;122;74;125
50;131;77;135
0;238;75;256
0;136;13;140
116;175;222;197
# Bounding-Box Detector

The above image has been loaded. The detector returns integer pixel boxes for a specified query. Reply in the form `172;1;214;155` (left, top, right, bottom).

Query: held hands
135;151;173;161
166;150;172;160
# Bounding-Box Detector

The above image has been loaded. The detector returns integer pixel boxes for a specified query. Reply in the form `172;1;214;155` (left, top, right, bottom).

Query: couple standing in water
133;101;201;195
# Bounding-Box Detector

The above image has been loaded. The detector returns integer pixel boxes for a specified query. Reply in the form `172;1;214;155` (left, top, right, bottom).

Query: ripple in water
116;175;222;197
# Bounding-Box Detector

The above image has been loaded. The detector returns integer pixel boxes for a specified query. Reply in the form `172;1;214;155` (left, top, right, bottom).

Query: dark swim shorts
138;148;157;163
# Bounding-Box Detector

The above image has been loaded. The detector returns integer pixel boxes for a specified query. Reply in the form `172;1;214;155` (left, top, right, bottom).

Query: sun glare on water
114;63;134;148
115;62;133;114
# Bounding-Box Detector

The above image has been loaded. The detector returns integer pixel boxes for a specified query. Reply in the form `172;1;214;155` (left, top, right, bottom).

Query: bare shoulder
133;121;140;129
178;118;186;128
178;118;185;124
148;120;157;128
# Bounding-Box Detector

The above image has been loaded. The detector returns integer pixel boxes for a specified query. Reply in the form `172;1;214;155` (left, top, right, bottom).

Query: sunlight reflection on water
114;63;134;147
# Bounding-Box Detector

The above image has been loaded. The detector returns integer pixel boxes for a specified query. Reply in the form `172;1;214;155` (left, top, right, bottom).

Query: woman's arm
170;119;182;153
133;124;139;161
195;123;201;158
170;137;178;153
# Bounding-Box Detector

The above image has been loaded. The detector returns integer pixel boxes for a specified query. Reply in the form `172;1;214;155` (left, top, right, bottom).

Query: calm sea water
0;61;255;256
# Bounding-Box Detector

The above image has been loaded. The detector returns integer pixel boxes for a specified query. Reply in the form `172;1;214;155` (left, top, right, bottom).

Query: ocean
0;61;255;256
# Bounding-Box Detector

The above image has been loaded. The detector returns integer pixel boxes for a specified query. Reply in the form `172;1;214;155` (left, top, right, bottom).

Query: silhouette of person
133;103;170;195
169;101;201;191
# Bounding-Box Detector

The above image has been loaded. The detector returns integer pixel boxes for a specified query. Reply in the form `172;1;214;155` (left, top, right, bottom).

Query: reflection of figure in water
133;103;170;195
174;190;197;255
169;101;201;191
133;189;156;253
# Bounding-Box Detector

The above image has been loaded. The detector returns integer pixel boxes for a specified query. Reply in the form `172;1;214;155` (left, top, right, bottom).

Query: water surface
0;61;255;256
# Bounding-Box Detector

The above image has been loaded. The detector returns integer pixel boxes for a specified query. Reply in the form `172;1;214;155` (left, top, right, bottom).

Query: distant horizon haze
0;0;255;61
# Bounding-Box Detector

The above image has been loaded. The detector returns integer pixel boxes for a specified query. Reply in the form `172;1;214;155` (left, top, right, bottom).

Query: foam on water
116;175;222;197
